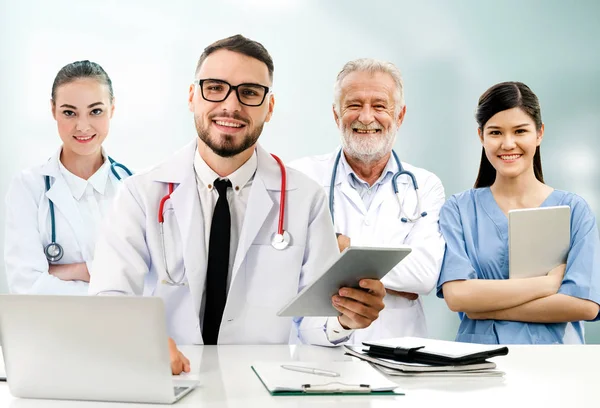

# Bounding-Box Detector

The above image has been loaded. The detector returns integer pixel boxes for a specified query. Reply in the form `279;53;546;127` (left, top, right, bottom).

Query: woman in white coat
4;60;131;295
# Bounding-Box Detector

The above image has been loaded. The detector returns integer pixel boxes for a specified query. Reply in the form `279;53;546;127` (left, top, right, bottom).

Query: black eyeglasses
194;79;270;107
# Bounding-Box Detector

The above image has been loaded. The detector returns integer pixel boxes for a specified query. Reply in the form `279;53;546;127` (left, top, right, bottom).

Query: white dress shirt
193;150;257;287
193;150;256;327
58;154;115;273
341;152;394;210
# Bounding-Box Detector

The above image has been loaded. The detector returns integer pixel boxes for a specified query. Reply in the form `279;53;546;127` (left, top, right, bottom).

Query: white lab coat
289;148;446;343
4;148;121;295
89;139;340;346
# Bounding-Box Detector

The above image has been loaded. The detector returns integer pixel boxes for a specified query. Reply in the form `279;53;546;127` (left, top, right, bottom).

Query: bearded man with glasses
90;35;387;374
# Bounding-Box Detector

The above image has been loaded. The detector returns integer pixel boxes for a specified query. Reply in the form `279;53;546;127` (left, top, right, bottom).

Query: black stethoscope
44;157;132;262
329;149;427;224
157;153;290;286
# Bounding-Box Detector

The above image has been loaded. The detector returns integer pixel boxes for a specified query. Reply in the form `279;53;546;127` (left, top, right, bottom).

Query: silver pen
281;364;340;377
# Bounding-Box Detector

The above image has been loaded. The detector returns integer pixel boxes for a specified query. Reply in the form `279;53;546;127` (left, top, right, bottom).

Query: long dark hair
474;81;544;188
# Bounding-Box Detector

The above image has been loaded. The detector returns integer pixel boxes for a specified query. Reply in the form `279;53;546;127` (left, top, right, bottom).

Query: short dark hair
194;34;274;81
474;81;544;188
51;60;113;102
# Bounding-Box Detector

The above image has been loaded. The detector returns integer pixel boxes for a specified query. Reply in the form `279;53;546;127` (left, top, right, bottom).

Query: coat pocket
245;244;304;308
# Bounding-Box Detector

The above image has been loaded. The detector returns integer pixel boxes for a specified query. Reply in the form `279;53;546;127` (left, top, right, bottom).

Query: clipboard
251;362;403;396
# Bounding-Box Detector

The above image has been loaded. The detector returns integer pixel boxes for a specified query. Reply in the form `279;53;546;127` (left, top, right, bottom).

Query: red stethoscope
157;154;290;286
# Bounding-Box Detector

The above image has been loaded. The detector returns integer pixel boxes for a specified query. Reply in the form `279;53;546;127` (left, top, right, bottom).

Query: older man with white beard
289;58;446;343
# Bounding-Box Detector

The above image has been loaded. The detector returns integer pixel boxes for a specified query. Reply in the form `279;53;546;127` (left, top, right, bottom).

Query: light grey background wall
1;0;599;342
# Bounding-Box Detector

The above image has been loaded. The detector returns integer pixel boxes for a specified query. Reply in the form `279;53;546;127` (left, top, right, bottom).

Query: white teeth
75;135;93;141
215;120;243;128
355;129;378;134
500;154;521;160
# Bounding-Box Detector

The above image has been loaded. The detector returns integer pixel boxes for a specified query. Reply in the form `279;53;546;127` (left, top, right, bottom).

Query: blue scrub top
437;187;600;344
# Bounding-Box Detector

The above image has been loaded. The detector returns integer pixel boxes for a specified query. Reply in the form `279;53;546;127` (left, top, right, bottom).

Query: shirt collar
57;150;112;200
340;151;397;188
194;149;257;194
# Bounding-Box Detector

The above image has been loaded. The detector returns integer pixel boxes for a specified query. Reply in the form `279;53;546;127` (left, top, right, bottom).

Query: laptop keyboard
174;386;189;397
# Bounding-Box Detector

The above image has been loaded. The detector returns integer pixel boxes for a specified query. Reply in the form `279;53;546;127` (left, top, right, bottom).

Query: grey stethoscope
158;153;290;286
329;149;427;224
44;157;133;263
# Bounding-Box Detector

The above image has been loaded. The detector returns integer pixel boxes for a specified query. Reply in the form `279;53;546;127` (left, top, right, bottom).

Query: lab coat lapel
369;173;409;215
230;146;275;285
154;139;207;314
339;179;366;216
369;183;392;214
41;153;91;260
169;173;206;312
154;138;207;311
107;167;122;190
365;152;410;214
322;148;366;216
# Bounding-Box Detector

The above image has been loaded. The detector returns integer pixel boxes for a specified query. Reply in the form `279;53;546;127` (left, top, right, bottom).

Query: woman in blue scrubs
437;81;600;344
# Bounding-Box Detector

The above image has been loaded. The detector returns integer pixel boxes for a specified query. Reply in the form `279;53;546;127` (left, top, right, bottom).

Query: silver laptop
508;205;571;279
0;295;198;404
278;246;412;316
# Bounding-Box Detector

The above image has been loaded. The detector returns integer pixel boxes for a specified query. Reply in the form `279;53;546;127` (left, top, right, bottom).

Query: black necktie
202;178;232;345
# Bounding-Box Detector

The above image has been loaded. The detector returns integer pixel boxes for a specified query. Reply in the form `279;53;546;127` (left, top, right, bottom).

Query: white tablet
509;205;571;279
277;246;412;317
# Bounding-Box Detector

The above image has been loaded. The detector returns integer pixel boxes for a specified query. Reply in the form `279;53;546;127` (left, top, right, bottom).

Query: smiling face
334;70;405;163
188;49;274;158
52;78;114;158
479;107;544;181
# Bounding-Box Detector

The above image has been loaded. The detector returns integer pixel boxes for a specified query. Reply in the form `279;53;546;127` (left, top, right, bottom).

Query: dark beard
195;115;263;158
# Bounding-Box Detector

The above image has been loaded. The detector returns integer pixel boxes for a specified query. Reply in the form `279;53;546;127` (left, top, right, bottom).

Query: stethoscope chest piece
271;231;291;250
44;242;64;263
43;156;131;264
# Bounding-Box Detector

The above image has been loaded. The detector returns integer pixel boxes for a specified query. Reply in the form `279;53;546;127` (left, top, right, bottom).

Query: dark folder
362;343;509;366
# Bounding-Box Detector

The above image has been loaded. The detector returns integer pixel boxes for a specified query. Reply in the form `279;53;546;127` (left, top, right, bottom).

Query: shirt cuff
325;316;353;344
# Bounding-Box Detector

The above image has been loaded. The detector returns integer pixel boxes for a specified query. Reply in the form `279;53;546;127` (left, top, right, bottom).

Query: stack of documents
251;361;403;395
344;337;508;377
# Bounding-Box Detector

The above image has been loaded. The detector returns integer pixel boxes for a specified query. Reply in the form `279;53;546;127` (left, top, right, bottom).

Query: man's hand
332;279;386;329
49;263;90;282
168;338;190;375
336;234;351;253
386;288;419;301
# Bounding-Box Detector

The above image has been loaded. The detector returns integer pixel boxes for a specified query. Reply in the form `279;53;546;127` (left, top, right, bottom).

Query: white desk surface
0;344;596;407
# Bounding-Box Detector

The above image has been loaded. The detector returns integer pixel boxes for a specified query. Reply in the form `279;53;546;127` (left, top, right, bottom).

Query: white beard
340;120;397;163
